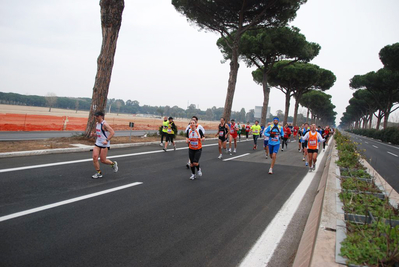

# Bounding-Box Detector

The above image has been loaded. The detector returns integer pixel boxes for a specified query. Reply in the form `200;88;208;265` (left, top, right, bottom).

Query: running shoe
269;168;273;174
309;168;313;172
189;174;195;180
197;169;202;177
112;161;118;173
265;155;268;159
305;162;309;166
233;149;236;153
186;163;190;169
163;148;166;152
218;154;222;159
313;163;316;170
281;149;284;151
92;172;103;179
302;157;305;161
159;143;163;147
228;148;231;153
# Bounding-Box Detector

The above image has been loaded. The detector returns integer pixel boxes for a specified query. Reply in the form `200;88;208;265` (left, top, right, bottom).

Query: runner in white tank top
91;111;119;179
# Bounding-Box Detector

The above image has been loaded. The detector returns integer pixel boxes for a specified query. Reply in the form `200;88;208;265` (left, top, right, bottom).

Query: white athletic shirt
185;124;205;135
95;121;110;148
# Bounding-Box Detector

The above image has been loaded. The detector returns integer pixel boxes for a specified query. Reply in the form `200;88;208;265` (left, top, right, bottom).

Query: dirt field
0;104;218;131
0;104;219;153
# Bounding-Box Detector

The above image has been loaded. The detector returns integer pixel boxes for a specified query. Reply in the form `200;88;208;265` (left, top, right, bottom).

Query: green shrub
341;222;399;266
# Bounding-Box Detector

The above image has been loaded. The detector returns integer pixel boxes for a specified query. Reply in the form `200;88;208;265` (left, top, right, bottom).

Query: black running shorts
189;148;202;164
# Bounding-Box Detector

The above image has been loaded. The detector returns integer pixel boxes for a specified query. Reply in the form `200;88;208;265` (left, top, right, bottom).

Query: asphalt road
345;132;399;192
0;138;323;267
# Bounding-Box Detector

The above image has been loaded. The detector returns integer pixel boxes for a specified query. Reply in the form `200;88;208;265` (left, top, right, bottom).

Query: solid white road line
239;153;323;267
0;143;220;173
222;153;250;162
0;182;143;222
387;151;398;157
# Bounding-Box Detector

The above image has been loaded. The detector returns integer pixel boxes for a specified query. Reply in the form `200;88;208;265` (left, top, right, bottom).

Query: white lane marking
349;132;399;150
222;153;250;162
0;182;143;222
372;145;378;148
0;143;221;173
365;141;369;144
239;156;322;266
387;151;398;157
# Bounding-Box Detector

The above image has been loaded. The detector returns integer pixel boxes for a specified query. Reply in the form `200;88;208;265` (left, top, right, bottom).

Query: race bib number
219;131;224;137
309;140;317;146
254;130;258;134
190;141;198;146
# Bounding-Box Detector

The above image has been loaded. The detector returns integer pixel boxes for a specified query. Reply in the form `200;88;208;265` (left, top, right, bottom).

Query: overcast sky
1;0;398;125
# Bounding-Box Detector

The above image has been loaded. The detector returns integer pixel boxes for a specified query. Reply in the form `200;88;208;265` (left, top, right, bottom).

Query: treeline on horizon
0;91;309;124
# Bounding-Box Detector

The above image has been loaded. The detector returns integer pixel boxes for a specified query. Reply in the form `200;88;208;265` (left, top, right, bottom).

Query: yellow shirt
251;125;261;135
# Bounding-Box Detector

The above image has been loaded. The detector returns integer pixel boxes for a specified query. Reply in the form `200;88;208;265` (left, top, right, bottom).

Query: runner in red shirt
322;126;330;152
281;124;292;151
293;125;299;137
245;122;251;139
228;119;239;155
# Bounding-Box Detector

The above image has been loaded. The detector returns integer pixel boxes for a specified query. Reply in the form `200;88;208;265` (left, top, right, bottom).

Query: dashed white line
0;182;143;222
365;141;369;144
222;153;250;161
372;145;379;148
387;151;398;157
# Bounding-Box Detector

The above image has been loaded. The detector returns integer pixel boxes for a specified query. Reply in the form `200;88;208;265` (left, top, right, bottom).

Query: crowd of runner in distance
89;111;333;180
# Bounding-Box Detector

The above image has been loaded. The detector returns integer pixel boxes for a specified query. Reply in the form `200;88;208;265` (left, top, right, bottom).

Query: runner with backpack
264;117;284;174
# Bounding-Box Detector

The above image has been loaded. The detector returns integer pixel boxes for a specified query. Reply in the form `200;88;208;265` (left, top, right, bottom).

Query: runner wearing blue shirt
264;117;284;174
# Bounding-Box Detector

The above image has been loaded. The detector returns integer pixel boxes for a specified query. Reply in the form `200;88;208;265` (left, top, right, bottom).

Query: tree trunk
283;91;291;126
84;0;124;137
293;98;299;127
369;111;373;129
375;110;383;130
260;70;270;127
222;37;240;122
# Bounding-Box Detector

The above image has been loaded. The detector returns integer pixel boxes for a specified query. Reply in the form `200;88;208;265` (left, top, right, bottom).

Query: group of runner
90;111;332;180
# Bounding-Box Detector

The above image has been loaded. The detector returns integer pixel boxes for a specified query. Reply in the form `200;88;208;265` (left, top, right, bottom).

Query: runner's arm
317;132;325;143
302;132;309;141
103;122;115;141
264;126;271;137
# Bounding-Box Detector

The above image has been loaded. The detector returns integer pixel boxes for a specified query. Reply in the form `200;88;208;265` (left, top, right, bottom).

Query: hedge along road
0;138;324;267
345;131;399;192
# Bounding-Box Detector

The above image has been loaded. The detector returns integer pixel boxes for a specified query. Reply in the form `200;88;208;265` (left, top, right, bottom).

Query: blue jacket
265;124;283;145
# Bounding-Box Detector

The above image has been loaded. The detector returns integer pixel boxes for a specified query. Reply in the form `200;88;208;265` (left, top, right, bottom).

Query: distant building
254;106;270;121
